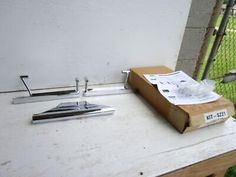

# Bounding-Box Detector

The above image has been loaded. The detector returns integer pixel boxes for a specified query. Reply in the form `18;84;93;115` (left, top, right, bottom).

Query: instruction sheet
144;71;221;105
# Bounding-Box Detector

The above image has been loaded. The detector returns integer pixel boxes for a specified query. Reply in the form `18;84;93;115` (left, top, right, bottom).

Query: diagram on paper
144;71;221;105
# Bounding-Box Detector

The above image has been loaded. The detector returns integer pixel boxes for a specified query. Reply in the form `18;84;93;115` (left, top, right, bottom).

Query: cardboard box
128;66;235;133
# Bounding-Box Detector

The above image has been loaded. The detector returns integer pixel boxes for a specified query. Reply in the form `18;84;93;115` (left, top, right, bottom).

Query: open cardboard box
128;66;235;133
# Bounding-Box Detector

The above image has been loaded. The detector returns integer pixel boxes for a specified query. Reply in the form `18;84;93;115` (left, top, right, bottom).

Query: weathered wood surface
0;91;236;177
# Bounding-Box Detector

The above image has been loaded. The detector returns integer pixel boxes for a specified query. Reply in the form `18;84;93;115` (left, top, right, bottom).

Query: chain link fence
203;5;236;103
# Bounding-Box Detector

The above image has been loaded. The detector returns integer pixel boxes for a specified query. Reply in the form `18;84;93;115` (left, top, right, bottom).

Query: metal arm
20;75;32;96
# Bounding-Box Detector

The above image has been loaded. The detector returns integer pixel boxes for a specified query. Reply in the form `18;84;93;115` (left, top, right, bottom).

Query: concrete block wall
176;0;221;77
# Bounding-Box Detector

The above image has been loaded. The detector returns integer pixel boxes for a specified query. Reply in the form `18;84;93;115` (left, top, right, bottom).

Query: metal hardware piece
12;76;80;104
83;70;131;97
32;101;115;124
122;70;130;89
20;75;32;96
83;86;132;97
75;77;80;92
84;77;89;93
13;92;80;104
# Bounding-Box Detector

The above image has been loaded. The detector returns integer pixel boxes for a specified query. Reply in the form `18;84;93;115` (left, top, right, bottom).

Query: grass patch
225;165;236;177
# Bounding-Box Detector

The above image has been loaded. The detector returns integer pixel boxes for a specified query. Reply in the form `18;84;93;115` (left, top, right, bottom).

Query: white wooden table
0;91;236;177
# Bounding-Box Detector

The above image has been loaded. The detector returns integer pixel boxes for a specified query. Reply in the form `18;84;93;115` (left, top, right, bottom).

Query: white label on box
204;109;228;124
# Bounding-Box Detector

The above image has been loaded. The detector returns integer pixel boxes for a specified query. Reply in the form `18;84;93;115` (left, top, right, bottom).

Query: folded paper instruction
144;71;221;105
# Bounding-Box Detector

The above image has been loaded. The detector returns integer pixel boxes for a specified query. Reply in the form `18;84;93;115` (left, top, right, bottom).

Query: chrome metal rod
84;77;89;93
83;86;131;97
75;77;79;92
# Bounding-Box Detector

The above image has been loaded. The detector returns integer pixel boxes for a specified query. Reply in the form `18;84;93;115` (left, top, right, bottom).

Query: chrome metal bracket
83;70;131;97
32;101;115;124
12;75;80;104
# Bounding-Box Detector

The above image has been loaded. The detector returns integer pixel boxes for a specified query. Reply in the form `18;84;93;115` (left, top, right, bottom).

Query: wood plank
162;150;236;177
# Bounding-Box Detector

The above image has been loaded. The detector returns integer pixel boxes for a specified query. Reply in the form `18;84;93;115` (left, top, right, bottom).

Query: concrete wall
176;0;222;77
